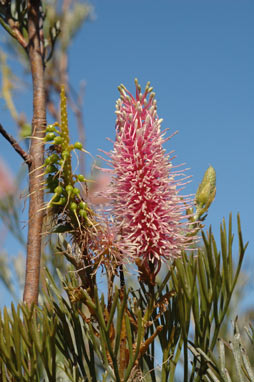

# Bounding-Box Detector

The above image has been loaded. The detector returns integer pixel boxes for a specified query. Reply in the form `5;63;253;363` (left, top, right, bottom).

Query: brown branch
0;123;32;166
7;18;28;49
23;0;46;306
0;15;28;49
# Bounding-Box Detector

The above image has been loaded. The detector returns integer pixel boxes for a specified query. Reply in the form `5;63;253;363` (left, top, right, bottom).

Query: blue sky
0;0;253;306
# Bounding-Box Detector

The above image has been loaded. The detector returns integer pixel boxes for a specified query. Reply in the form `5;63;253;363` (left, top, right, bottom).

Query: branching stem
0;15;28;49
0;124;32;165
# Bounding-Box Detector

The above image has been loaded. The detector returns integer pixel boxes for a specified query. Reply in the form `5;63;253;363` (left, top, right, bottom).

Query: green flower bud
77;174;85;182
54;186;63;195
74;142;83;150
53;136;64;145
72;187;80;196
46;125;57;133
62;150;70;160
66;185;73;195
195;165;216;220
79;209;87;218
79;201;87;210
45;132;56;142
49;154;59;164
195;166;216;207
70;202;77;211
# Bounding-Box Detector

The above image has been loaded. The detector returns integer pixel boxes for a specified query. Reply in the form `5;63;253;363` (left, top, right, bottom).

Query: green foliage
0;215;250;381
152;214;248;382
0;303;57;381
189;319;254;382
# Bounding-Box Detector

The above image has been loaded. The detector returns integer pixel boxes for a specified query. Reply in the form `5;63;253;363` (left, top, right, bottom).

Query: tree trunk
23;0;46;305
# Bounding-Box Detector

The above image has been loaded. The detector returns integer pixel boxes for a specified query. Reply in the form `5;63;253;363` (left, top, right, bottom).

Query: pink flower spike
104;80;195;279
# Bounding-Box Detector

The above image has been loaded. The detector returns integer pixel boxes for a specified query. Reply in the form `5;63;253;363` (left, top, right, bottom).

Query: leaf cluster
0;214;249;382
138;214;248;382
190;319;254;382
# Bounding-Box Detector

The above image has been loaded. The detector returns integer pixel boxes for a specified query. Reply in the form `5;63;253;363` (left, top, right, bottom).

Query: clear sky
0;0;253;306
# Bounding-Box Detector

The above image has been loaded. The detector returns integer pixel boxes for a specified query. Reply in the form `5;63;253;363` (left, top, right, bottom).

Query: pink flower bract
104;80;193;274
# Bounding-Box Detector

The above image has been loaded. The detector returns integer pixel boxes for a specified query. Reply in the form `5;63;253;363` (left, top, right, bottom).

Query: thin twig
0;123;32;166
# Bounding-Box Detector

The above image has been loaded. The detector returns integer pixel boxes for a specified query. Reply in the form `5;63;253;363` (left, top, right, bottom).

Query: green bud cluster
43;86;90;225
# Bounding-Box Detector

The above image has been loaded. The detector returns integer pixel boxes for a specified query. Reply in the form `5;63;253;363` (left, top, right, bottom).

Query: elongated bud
195;165;216;220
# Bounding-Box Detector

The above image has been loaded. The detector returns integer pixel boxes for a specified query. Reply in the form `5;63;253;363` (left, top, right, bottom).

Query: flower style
103;80;193;275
